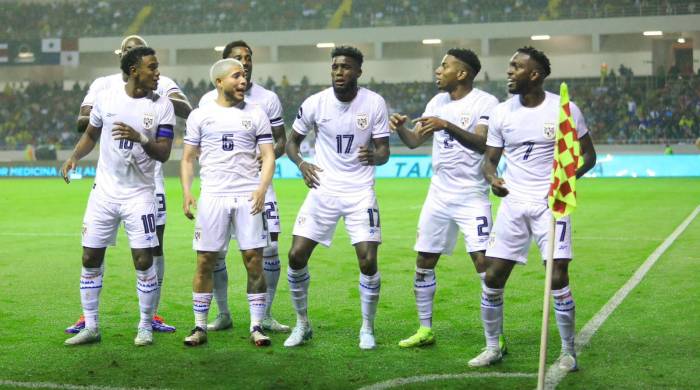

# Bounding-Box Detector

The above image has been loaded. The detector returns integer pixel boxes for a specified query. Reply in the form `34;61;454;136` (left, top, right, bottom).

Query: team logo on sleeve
356;113;369;130
459;113;472;129
543;123;556;139
143;113;155;130
241;118;253;131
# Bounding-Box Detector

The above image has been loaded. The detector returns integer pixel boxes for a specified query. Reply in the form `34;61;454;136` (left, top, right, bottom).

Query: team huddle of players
59;35;596;371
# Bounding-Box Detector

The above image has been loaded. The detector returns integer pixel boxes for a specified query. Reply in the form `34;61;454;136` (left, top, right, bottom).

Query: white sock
414;267;436;328
212;251;230;316
552;285;576;354
80;266;103;331
248;293;267;331
193;292;213;329
153;255;164;314
481;284;504;350
262;241;281;319
287;266;310;325
479;272;503;335
359;271;381;333
136;265;159;330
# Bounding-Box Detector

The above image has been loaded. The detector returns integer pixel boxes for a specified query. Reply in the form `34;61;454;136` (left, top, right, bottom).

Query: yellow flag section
548;82;582;219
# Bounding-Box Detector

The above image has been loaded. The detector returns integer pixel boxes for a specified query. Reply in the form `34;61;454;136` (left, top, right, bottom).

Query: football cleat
283;323;313;347
558;352;578;372
468;347;503;367
261;317;290;333
206;313;233;331
64;315;85;334
134;327;153;346
184;326;208;346
398;326;435;348
499;334;508;355
359;329;376;350
250;325;271;347
64;328;100;346
152;314;176;333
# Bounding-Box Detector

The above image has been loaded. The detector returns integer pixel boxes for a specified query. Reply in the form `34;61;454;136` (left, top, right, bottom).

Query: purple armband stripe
157;124;175;139
256;134;273;140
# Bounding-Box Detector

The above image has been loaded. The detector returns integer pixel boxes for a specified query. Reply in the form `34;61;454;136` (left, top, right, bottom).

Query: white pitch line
0;380;167;390
544;205;700;389
358;372;537;390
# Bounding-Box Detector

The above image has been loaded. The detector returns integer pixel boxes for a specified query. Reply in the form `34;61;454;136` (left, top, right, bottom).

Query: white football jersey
486;91;589;203
184;102;272;195
293;87;390;195
423;88;498;199
82;72;185;193
199;83;284;127
89;87;175;203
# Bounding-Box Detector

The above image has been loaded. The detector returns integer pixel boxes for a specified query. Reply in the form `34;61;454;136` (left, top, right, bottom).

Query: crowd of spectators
2;0;696;40
2;72;697;152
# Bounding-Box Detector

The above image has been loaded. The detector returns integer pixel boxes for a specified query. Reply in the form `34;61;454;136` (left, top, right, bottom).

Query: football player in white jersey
284;46;390;350
65;35;191;335
468;47;596;370
61;47;176;346
180;59;275;347
198;40;289;334
389;49;507;351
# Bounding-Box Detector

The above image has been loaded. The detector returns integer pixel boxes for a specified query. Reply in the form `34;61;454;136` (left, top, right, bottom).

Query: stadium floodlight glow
316;42;335;48
214;46;225;52
643;31;663;36
677;37;686;43
531;35;551;41
422;39;442;45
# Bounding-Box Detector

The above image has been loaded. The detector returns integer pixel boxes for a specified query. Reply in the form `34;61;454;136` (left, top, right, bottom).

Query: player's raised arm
482;145;508;197
61;123;101;183
390;113;430;149
180;143;199;220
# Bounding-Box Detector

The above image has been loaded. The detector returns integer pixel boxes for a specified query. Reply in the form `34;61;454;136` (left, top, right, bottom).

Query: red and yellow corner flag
548;82;582;219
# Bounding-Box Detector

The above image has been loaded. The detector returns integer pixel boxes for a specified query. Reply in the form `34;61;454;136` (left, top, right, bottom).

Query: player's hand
489;177;509;197
413;116;447;137
249;188;266;215
389;113;408;131
112;122;142;142
183;193;197;220
298;160;322;189
358;145;376;166
60;157;77;184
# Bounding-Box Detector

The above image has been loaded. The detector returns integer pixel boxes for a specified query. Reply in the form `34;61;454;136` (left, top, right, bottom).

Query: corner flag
548;82;582;219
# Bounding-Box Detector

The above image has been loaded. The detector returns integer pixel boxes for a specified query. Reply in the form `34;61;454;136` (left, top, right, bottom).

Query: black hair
446;48;481;77
516;46;551;78
120;46;155;75
331;45;363;67
223;40;253;59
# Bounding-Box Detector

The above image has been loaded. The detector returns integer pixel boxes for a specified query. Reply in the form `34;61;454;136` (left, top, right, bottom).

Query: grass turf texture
0;177;697;389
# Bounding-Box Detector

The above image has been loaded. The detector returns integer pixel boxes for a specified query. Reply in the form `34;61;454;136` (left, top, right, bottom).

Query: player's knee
288;246;309;269
484;268;507;289
358;256;378;276
81;251;102;268
416;252;439;269
551;269;570;290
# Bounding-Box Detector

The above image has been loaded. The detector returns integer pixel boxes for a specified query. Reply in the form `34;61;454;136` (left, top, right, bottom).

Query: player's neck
245;81;253;92
124;81;148;99
449;83;472;101
334;88;358;103
216;94;243;108
518;88;545;108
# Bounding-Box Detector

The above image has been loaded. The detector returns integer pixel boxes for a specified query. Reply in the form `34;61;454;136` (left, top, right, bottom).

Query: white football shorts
193;194;269;252
486;198;572;264
293;189;381;247
81;192;159;249
414;187;492;255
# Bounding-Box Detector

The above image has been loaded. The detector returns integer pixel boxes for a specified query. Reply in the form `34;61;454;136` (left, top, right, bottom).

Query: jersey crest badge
194;229;201;241
459;114;472;129
543;123;556;139
356;113;369;130
143;113;155;130
241;118;253;131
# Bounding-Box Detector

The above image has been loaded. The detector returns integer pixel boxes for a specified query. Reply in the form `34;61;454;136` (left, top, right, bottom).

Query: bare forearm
142;140;171;163
180;159;195;196
76;116;89;133
576;150;597;178
258;157;275;192
272;126;287;159
445;122;486;153
285;138;304;166
70;131;98;161
395;125;423;149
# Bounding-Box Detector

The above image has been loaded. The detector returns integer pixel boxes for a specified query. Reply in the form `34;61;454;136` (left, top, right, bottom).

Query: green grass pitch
0;177;698;389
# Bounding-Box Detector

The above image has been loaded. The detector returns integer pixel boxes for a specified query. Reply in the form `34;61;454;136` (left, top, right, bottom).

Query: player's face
119;38;145;58
227;46;253;85
219;65;247;102
133;55;160;91
435;55;467;92
331;56;361;94
507;52;535;94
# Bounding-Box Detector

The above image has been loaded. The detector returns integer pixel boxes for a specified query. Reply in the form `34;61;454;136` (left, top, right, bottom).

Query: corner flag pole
537;217;556;390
